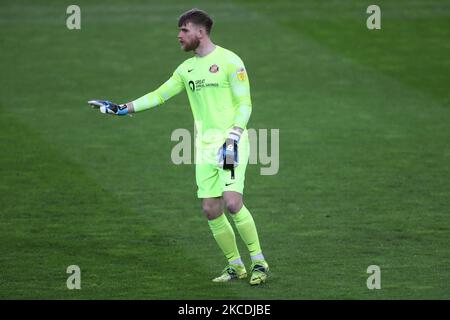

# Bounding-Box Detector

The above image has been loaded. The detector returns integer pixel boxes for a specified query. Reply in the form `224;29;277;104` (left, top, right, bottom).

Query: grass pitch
0;0;449;299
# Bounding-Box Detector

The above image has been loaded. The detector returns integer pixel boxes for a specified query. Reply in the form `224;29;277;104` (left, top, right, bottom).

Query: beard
182;37;200;52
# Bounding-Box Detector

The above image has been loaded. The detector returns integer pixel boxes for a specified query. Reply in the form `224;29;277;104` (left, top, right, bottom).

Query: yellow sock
231;206;263;257
208;213;241;262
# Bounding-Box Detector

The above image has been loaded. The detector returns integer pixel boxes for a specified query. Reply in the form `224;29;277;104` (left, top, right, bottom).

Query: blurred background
0;0;449;299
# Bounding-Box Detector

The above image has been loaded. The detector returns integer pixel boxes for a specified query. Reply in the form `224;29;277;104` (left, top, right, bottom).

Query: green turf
0;0;449;299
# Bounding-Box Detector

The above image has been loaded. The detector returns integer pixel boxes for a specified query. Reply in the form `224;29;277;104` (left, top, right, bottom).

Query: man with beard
88;8;269;285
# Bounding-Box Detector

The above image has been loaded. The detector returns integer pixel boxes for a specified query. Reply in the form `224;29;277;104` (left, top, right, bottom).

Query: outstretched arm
88;70;184;115
128;71;184;113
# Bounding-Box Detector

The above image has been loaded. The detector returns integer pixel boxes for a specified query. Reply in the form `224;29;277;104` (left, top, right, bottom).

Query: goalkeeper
89;8;269;285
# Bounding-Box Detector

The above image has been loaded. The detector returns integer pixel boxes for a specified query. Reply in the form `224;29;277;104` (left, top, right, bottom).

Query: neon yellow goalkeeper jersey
132;45;252;148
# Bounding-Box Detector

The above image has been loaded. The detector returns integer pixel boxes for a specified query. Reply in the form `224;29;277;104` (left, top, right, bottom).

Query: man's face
178;22;201;52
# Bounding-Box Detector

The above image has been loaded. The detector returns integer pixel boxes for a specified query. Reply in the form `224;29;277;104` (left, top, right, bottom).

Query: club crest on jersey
237;67;246;81
209;64;219;73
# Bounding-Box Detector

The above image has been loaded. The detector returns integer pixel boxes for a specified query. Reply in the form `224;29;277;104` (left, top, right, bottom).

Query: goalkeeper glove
88;100;129;116
218;129;241;179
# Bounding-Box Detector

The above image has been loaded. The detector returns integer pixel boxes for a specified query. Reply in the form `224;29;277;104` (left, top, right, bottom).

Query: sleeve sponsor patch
237;67;247;81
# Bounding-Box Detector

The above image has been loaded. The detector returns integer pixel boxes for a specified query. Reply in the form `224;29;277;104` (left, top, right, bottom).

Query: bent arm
228;60;252;131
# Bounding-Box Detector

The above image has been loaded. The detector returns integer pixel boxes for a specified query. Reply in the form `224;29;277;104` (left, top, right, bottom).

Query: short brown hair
178;8;213;35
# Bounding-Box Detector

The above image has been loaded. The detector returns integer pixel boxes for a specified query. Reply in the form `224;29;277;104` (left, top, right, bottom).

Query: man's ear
197;26;207;39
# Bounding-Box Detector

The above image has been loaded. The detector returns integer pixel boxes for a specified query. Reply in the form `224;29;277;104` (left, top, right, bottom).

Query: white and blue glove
218;129;241;179
88;100;128;116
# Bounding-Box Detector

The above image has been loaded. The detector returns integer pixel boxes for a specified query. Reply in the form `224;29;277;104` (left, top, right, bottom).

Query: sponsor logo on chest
188;64;221;92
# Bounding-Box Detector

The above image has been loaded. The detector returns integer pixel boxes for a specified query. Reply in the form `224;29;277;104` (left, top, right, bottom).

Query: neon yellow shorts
195;133;249;198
